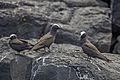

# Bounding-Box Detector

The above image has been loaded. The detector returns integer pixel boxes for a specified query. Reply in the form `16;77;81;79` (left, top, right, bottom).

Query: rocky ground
0;0;120;80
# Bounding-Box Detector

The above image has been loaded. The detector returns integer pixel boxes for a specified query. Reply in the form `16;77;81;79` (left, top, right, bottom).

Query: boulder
63;0;108;7
110;0;120;53
10;44;120;80
69;7;111;52
0;37;120;80
10;54;33;80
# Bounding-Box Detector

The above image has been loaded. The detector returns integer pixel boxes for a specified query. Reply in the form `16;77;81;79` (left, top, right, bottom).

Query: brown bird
8;34;34;52
31;24;61;52
80;31;111;62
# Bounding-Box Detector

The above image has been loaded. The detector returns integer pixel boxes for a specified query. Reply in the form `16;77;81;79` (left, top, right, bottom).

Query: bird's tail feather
97;53;112;62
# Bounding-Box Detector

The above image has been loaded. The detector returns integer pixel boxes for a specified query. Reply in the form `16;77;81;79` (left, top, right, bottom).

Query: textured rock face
113;36;120;54
29;44;120;80
63;0;108;7
10;54;33;80
0;38;120;80
110;0;120;54
0;0;116;80
0;62;12;80
0;0;111;52
70;7;111;52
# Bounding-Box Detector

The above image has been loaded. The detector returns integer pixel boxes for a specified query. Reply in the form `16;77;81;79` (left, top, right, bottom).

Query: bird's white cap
80;31;86;36
52;24;62;28
9;34;17;38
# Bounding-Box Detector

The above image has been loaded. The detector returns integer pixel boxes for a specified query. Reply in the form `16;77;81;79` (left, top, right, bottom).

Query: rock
0;5;48;39
0;37;14;80
110;0;120;53
113;42;120;54
0;0;111;52
0;0;119;80
10;54;33;80
101;0;111;7
0;37;120;80
31;62;120;80
69;7;111;52
18;1;35;7
63;0;108;7
28;43;120;80
0;62;12;80
0;37;33;80
48;2;71;24
112;36;120;54
0;1;18;9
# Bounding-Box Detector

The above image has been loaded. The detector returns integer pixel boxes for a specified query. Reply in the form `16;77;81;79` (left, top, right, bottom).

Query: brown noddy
31;24;61;52
80;31;111;62
9;34;34;52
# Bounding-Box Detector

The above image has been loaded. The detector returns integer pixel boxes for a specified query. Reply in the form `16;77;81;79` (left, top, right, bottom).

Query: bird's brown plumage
31;24;60;51
9;34;34;52
80;31;111;62
31;32;55;51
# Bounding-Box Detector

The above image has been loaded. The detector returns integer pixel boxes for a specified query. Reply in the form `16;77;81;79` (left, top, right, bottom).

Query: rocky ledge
0;37;120;80
0;0;120;80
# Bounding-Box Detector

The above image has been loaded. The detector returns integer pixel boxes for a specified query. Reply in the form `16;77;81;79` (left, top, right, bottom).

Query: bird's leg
47;46;51;52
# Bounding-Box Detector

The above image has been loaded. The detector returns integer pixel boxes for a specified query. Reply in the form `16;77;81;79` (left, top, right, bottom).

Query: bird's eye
81;34;86;39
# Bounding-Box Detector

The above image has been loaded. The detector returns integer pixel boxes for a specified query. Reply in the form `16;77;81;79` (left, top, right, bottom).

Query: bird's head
51;24;61;32
9;34;17;40
80;31;87;39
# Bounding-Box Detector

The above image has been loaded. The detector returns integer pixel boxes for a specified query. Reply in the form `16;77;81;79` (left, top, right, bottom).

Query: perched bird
8;34;34;52
31;24;61;52
80;31;111;62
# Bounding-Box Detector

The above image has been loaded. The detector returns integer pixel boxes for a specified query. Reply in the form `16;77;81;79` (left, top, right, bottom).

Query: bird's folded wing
20;39;34;46
84;43;100;53
11;39;24;45
31;35;53;50
36;35;53;46
19;39;29;43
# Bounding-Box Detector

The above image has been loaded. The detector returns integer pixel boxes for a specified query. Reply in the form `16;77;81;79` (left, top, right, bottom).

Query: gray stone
48;2;71;24
110;0;120;53
10;54;33;80
69;7;111;52
0;0;119;80
63;0;108;7
0;37;120;80
0;62;12;80
0;1;18;9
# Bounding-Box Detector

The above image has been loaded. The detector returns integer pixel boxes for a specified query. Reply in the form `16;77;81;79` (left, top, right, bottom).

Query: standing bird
80;31;111;62
31;24;61;52
8;34;34;52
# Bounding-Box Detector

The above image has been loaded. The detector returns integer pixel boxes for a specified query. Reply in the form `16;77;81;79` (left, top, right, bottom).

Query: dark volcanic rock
113;36;120;54
110;0;120;54
31;62;120;80
0;1;18;9
0;0;111;52
63;0;108;7
0;62;12;80
0;37;120;80
0;0;119;80
69;7;111;52
10;54;33;80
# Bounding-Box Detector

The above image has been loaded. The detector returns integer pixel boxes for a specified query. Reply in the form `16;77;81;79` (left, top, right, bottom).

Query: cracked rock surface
0;38;120;80
0;0;119;80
